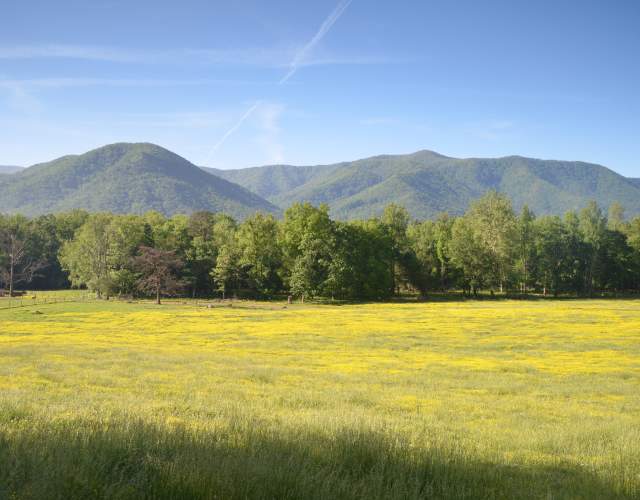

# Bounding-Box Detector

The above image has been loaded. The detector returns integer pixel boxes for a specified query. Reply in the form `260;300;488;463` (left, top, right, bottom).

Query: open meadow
1;299;639;499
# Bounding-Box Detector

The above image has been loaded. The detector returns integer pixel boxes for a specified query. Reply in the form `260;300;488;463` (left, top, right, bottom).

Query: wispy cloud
255;103;285;163
2;1;360;162
0;45;283;64
280;0;353;84
0;45;142;62
1;83;42;114
209;101;263;155
210;0;353;157
0;43;378;68
0;77;268;88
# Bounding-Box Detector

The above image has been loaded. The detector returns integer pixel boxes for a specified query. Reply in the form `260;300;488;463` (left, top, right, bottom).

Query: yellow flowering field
1;299;639;499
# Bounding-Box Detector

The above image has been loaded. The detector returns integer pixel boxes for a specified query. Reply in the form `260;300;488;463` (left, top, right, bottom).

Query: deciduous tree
133;246;184;304
0;215;45;295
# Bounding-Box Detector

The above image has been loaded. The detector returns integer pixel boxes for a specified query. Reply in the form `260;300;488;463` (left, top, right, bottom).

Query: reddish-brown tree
133;246;184;304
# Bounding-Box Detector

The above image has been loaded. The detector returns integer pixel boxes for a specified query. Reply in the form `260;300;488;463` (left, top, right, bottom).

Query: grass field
1;299;639;499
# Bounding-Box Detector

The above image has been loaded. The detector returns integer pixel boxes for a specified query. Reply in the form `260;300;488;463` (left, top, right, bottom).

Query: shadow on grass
312;292;640;306
0;415;634;499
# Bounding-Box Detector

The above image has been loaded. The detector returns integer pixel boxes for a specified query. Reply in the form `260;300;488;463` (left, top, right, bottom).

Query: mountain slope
202;164;339;199
0;143;278;218
208;151;640;219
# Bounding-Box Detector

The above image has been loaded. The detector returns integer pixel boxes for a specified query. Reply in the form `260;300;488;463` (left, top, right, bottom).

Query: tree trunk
9;253;14;297
156;285;161;305
390;261;395;296
586;255;596;297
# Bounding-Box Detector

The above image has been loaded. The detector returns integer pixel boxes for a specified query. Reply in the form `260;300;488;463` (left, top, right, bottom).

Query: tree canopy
3;191;640;300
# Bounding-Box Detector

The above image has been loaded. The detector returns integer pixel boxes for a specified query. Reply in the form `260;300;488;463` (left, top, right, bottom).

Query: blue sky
1;0;639;176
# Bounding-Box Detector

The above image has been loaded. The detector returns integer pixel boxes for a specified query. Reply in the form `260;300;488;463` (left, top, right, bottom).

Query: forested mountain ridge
3;144;638;220
208;150;640;219
0;143;278;218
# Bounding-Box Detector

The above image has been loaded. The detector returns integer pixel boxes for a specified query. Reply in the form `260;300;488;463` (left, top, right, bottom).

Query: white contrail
209;101;261;154
210;0;352;156
280;0;352;84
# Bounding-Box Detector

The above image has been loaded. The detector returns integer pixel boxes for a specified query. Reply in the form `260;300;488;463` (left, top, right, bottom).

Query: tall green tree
59;214;147;297
433;213;456;291
627;217;640;290
450;191;517;293
599;229;634;292
209;214;240;298
579;201;607;295
59;214;114;297
607;202;626;232
381;204;411;295
561;211;588;295
407;220;439;294
185;211;219;296
29;215;68;289
237;213;283;296
326;219;393;300
449;217;487;295
108;215;149;295
211;243;241;299
515;206;537;293
281;203;334;301
534;216;568;296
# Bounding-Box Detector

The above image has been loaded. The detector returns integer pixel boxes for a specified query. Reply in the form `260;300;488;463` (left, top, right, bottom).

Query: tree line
1;191;640;301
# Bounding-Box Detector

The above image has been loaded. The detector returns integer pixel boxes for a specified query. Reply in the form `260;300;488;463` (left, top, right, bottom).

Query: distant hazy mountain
0;143;278;218
0;165;23;175
202;164;341;200
208;151;640;219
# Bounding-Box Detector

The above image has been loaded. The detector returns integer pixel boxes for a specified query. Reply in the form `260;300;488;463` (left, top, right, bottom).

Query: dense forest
1;191;639;301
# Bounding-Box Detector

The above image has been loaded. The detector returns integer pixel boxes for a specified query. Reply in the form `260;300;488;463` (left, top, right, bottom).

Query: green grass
1;299;639;499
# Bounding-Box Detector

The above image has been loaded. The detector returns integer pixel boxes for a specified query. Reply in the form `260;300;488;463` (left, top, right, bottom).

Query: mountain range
0;143;278;219
207;150;640;219
1;143;639;219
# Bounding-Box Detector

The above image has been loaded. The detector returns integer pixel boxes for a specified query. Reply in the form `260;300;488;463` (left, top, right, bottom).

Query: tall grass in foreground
2;409;635;499
0;300;639;498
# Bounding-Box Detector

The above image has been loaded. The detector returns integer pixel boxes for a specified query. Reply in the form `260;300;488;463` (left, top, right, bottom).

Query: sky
1;0;639;176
